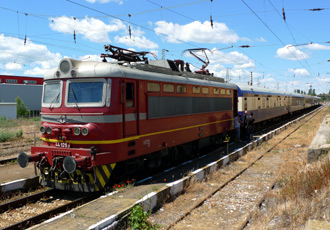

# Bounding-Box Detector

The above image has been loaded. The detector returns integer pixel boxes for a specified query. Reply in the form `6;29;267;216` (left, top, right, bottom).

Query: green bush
0;131;15;142
16;129;23;138
128;204;159;230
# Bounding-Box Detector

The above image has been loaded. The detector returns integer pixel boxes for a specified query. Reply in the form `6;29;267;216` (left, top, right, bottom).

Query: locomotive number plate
55;142;70;148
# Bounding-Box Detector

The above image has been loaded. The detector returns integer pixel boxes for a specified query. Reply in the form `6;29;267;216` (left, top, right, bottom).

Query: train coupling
17;152;44;168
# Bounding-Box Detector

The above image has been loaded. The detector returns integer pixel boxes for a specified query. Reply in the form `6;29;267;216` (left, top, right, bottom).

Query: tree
16;96;29;117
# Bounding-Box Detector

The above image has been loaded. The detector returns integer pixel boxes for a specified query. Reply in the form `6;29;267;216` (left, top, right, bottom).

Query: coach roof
236;84;305;97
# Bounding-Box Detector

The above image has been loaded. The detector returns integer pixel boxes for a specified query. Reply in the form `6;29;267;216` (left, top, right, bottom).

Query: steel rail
0;157;17;166
1;192;101;230
0;189;54;213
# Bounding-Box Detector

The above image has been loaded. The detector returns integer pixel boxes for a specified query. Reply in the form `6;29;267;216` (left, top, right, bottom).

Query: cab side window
126;83;134;108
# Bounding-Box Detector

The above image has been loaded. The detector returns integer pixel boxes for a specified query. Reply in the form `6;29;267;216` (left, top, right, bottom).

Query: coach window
147;82;160;92
226;89;231;95
202;87;209;94
213;88;219;95
221;89;226;95
177;85;186;93
126;83;134;108
193;86;200;94
163;84;174;93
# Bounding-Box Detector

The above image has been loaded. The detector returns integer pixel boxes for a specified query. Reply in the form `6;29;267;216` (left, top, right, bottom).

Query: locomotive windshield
42;81;62;108
65;79;107;107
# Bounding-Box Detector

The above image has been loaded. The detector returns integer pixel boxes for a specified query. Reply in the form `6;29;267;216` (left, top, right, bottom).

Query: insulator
282;8;286;22
210;15;213;28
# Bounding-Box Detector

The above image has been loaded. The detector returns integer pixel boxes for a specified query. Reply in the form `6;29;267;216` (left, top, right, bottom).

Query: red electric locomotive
18;45;237;192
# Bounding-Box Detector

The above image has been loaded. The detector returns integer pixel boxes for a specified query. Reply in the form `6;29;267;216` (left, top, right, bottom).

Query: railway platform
307;114;330;162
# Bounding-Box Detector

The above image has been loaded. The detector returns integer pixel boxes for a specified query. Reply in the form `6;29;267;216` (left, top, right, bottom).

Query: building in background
0;75;43;118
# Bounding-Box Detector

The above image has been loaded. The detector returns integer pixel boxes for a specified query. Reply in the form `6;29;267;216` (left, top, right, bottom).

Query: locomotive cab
18;58;118;192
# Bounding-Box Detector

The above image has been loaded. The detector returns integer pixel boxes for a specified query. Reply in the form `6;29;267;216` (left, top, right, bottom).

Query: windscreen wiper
71;88;80;111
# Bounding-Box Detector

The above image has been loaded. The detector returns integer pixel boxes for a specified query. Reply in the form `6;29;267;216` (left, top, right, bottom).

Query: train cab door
122;80;138;137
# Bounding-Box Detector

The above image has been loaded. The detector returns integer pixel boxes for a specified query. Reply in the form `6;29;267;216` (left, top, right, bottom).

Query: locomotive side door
122;80;138;137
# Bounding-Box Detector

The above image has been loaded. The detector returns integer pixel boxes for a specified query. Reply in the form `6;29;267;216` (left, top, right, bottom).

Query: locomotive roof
45;58;237;89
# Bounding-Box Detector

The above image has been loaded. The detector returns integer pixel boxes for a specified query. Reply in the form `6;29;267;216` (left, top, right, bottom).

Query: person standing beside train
234;113;242;142
245;112;255;141
241;111;248;141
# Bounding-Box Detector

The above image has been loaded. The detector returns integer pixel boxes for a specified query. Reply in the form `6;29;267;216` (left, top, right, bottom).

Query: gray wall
0;103;17;119
0;84;42;110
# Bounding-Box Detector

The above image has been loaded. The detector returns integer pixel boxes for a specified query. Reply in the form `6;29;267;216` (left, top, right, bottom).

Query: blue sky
1;0;330;94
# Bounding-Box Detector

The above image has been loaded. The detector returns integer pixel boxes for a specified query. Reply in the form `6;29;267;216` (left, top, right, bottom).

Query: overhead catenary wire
0;1;327;93
267;0;318;81
241;0;317;81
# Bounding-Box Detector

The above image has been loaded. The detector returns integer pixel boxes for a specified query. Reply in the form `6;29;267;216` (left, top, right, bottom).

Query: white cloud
24;67;47;76
49;16;126;43
5;62;23;70
288;68;310;77
304;43;330;50
114;35;158;49
256;37;266;42
208;48;255;69
276;45;309;60
154;20;240;44
0;34;62;76
85;0;123;4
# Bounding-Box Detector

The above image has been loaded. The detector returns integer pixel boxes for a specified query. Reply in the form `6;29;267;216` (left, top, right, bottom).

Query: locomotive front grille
52;150;71;158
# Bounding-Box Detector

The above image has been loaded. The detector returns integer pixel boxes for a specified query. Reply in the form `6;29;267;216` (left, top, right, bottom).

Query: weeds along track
149;107;324;230
0;188;100;230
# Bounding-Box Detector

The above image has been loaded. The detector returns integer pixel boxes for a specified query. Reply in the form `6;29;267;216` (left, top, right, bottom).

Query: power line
241;0;316;79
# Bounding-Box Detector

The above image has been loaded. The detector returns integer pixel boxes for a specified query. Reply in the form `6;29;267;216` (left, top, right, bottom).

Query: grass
249;157;330;229
279;158;330;200
0;116;41;143
0;116;18;129
0;116;41;129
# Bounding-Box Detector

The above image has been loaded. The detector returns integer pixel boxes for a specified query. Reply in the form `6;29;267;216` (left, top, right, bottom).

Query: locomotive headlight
60;60;70;74
74;127;81;136
81;127;89;136
40;126;46;134
46;126;52;134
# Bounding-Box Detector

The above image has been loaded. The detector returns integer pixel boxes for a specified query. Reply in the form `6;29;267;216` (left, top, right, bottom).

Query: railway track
0;189;100;229
0;157;17;166
149;107;324;229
